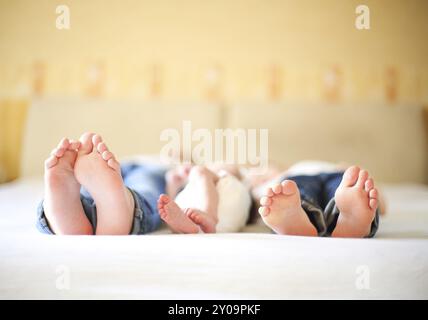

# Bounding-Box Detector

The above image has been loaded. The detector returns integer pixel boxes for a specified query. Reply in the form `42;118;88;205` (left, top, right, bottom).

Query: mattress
0;178;427;299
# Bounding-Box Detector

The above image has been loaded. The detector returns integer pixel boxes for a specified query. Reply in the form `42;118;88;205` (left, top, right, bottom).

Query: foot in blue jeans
258;180;318;236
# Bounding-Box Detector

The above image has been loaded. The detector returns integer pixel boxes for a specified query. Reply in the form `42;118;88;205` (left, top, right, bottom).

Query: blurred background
0;0;427;182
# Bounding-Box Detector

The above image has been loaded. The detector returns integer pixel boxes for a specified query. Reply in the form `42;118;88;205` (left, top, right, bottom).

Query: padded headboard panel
227;103;428;184
21;99;222;177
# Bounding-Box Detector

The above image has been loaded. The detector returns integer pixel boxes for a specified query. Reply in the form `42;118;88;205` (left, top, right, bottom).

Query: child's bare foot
332;166;378;238
185;208;217;233
157;194;199;233
44;138;93;235
258;180;317;236
74;133;134;235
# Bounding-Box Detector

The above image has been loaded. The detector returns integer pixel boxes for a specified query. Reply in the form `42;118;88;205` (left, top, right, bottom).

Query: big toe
78;132;95;155
340;166;360;187
281;180;299;196
158;194;170;205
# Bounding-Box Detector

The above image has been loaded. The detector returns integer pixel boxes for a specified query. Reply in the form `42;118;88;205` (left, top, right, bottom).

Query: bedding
0;177;427;299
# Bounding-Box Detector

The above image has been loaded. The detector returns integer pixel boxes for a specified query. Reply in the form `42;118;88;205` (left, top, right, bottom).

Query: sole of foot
185;208;217;233
44;137;93;235
74;132;134;235
258;180;317;236
157;194;200;233
332;166;378;238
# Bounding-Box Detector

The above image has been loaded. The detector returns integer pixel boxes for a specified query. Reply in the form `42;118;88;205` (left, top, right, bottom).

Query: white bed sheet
0;178;427;299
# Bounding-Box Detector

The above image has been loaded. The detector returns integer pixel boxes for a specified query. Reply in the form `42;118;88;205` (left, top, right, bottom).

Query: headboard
226;103;428;184
21;99;428;184
21;99;222;177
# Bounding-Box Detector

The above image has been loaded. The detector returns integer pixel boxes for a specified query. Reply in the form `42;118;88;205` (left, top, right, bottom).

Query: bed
0;99;427;299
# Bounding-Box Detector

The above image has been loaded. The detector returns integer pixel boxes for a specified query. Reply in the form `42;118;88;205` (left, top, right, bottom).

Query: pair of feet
44;133;134;235
45;133;215;235
258;166;379;237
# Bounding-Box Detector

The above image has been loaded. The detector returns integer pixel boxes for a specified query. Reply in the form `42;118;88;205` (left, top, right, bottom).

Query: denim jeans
36;162;167;235
284;172;380;237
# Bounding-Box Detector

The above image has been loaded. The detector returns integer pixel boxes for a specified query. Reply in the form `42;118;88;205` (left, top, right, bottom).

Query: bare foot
332;166;378;238
185;208;217;233
157;194;199;233
74;133;134;235
44;138;93;235
258;180;317;236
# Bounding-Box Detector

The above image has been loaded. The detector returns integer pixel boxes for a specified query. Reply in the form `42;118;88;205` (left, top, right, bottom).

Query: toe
51;147;66;158
281;180;298;196
369;188;378;199
102;151;114;161
58;138;70;150
369;198;378;210
92;134;103;152
266;188;274;197
78;132;95;155
107;158;120;172
341;166;360;187
356;169;369;189
260;196;272;206
272;184;282;194
365;178;374;192
68;140;81;150
159;194;170;204
97;142;108;154
45;155;58;169
258;206;270;217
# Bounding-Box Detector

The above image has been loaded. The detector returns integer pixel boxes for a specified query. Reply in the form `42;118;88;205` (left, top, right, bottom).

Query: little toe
258;206;270;217
341;166;360;187
355;169;369;189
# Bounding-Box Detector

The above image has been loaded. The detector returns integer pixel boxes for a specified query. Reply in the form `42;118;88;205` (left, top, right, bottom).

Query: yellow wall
0;0;427;181
0;100;28;182
0;0;427;103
